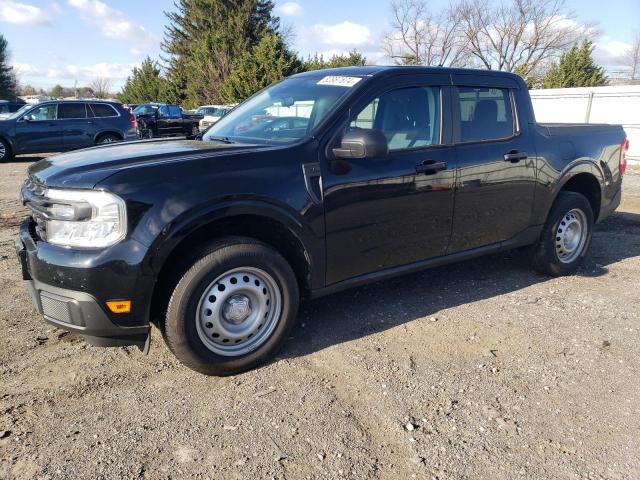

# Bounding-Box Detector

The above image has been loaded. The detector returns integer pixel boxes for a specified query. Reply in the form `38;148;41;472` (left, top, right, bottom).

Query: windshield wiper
208;136;236;144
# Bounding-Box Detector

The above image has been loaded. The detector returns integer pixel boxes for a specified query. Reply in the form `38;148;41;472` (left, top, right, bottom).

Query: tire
163;237;300;376
96;133;121;145
531;191;594;276
0;138;14;162
190;124;199;137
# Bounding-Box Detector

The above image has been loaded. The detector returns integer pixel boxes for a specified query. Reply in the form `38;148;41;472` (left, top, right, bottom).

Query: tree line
119;0;366;107
1;0;639;105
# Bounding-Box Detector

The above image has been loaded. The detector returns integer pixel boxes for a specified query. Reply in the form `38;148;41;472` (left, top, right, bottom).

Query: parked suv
0;100;138;162
0;99;26;119
16;67;626;376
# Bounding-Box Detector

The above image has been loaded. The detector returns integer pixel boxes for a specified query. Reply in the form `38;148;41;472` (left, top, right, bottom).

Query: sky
0;0;637;91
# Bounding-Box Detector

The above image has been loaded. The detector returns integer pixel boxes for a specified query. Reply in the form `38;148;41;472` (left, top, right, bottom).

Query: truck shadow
278;210;640;361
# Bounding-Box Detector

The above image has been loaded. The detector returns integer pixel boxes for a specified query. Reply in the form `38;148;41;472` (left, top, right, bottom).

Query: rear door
157;105;172;135
322;74;457;285
14;103;62;153
58;103;93;150
168;105;184;134
448;75;536;253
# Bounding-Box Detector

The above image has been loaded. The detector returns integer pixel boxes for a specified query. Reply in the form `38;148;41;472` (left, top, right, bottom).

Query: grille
21;176;47;241
40;294;72;324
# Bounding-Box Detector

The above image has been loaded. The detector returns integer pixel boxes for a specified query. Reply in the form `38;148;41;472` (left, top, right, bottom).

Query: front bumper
16;219;151;350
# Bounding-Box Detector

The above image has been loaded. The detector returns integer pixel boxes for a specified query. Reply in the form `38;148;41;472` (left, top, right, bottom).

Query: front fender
144;198;324;286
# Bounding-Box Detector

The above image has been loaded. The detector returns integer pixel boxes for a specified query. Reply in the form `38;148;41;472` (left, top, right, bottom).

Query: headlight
44;189;127;248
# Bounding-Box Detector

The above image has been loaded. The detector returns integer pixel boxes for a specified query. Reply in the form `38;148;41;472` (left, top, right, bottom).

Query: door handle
416;160;446;175
504;151;528;163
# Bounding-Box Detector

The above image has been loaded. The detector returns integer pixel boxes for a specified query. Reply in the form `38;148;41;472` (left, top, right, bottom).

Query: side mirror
23;114;34;122
333;129;389;159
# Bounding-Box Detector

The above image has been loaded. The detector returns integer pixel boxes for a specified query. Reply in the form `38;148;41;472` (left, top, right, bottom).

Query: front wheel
531;192;594;276
163;237;299;376
0;138;14;162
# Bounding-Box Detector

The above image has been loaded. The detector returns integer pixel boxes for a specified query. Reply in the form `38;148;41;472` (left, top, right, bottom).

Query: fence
530;85;640;164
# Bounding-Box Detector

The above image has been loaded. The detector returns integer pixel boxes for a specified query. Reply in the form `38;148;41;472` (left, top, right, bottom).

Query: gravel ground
1;156;639;480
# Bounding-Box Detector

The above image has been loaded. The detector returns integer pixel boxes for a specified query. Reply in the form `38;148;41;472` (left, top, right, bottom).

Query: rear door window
89;103;118;118
169;106;182;118
456;87;515;142
58;103;87;119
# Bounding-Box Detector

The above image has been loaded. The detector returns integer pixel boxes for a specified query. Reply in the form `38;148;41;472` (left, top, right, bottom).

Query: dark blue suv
0;100;138;162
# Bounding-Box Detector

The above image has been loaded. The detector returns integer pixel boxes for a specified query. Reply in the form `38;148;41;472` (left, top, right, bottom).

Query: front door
322;76;457;285
14;103;62;153
448;77;536;253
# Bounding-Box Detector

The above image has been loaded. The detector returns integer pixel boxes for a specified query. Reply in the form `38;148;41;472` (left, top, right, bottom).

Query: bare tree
625;34;640;80
90;77;112;99
458;0;592;76
383;0;467;67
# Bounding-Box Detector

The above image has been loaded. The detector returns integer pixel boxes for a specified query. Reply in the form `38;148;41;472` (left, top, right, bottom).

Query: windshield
203;75;362;145
7;104;31;120
198;107;228;116
133;104;159;115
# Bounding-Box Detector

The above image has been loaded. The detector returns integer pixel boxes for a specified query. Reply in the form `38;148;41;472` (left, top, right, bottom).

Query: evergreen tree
543;40;607;88
183;30;231;106
302;50;367;71
0;34;17;100
221;33;300;103
119;57;166;104
50;84;64;98
162;0;280;106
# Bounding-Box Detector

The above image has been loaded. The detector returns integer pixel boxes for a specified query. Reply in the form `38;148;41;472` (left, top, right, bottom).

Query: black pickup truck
133;103;202;139
16;67;627;376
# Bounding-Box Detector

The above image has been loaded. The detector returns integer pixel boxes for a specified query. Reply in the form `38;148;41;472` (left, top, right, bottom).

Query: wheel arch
548;161;604;221
147;205;319;326
94;130;124;143
0;134;14;152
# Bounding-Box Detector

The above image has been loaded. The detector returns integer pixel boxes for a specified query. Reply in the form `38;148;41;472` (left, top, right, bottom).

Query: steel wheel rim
195;267;282;357
555;208;588;263
191;125;199;136
99;136;117;144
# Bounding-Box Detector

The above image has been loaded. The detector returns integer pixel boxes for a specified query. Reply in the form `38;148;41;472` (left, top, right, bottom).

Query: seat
377;88;432;149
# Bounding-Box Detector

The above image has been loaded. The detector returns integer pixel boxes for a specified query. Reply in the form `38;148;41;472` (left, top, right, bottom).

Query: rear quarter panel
531;123;626;224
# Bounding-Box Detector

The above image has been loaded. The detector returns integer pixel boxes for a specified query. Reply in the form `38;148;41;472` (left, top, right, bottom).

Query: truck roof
293;65;523;82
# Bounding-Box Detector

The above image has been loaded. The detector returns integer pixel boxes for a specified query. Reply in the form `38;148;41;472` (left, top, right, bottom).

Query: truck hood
28;139;264;188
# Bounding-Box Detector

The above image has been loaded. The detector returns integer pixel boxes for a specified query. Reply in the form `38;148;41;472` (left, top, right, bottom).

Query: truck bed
537;123;624;137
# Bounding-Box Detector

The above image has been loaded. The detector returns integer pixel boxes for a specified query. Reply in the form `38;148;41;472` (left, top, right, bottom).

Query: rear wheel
0;138;13;162
531;191;594;276
96;133;121;145
163;237;299;376
190;124;199;137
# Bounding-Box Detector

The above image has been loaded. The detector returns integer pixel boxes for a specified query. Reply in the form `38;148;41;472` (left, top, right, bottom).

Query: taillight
620;138;629;176
128;112;137;130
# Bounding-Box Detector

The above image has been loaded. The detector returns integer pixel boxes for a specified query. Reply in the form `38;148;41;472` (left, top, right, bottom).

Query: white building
530;85;640;164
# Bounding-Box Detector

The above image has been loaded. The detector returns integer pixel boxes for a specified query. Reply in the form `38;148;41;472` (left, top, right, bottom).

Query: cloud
12;62;43;76
594;38;631;64
294;21;383;61
305;21;373;47
276;1;302;16
67;0;158;49
49;62;138;82
14;61;138;87
0;0;52;26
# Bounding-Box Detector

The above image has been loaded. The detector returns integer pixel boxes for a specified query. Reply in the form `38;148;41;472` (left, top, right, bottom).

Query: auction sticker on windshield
317;76;362;87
